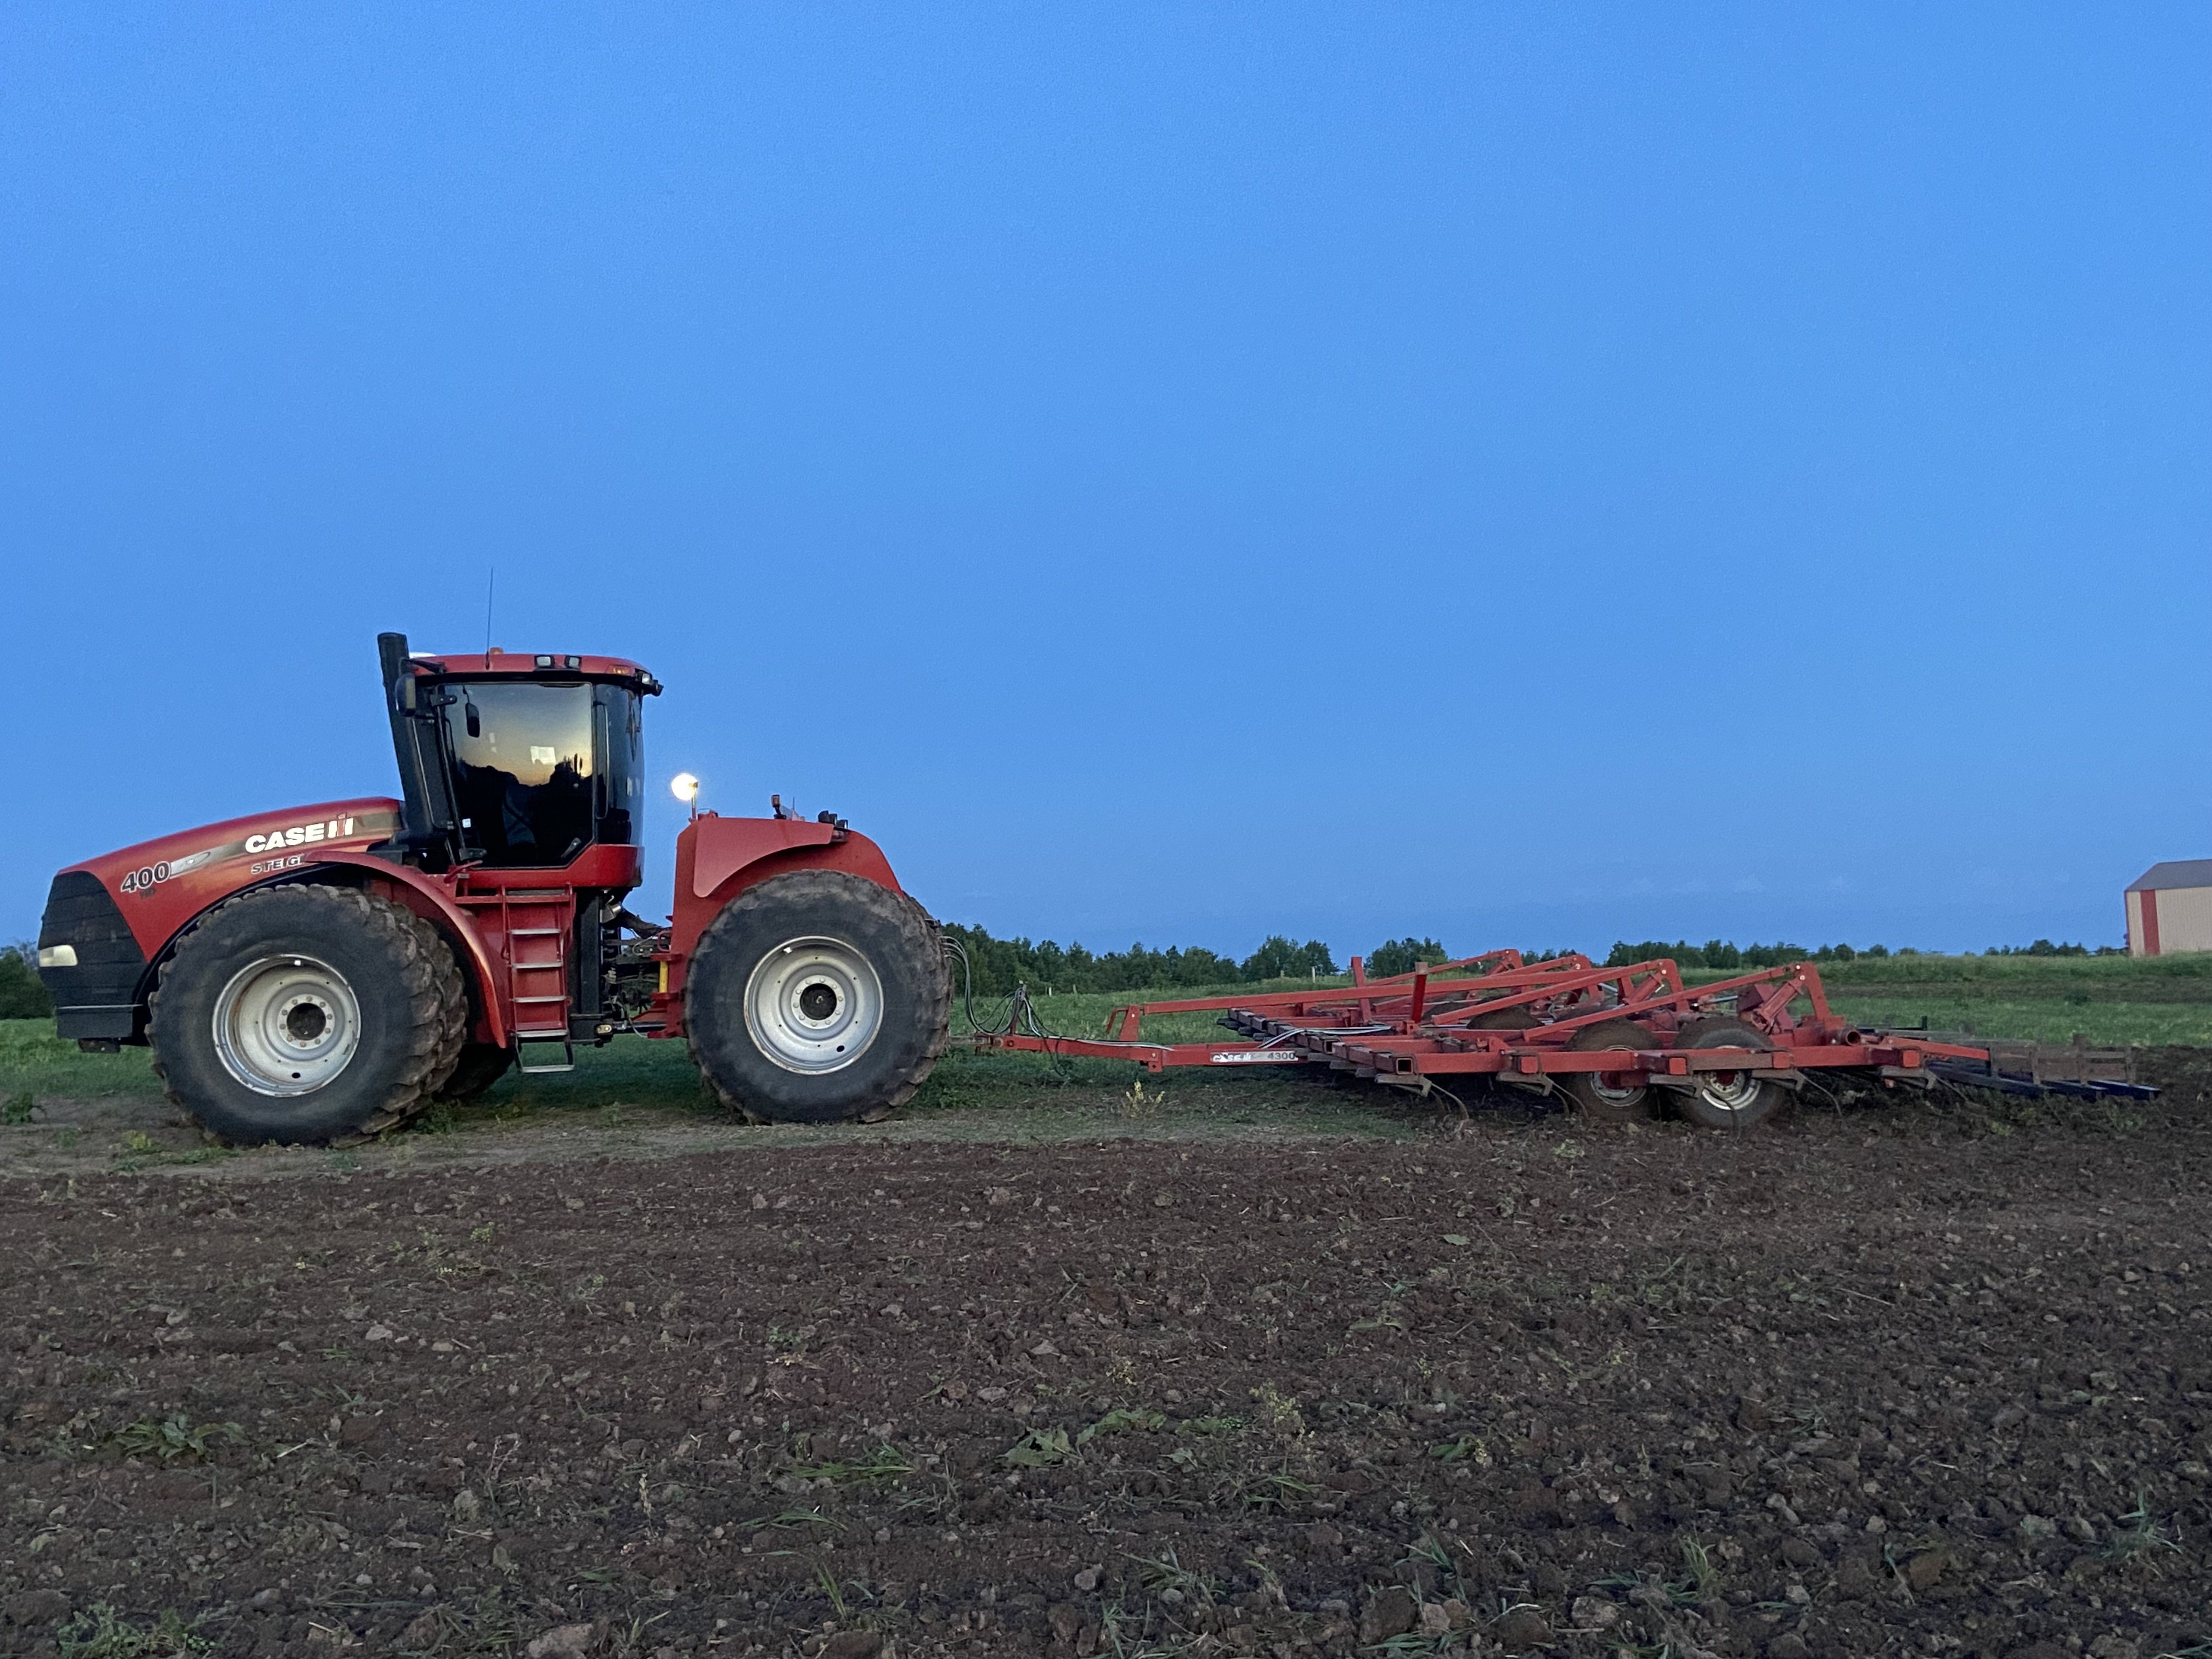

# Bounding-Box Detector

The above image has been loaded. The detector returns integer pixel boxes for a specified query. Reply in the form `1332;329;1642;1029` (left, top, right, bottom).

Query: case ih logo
118;812;397;898
244;816;361;854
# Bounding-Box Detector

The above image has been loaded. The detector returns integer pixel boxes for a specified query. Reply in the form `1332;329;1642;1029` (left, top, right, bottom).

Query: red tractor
33;634;952;1144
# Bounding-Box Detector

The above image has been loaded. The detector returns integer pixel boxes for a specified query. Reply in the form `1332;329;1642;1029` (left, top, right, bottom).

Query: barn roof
2128;859;2212;893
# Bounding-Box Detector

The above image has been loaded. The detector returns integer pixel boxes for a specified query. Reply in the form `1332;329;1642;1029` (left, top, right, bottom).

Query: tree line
938;928;1590;996
939;925;1340;997
0;945;52;1019
1603;938;2119;968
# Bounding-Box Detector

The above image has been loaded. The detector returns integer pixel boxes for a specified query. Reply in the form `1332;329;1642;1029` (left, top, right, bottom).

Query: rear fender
660;817;906;1031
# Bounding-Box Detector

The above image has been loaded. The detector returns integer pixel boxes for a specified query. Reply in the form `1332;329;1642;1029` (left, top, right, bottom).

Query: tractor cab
377;634;661;874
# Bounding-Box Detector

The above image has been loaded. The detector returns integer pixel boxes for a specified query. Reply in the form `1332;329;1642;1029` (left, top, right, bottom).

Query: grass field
1768;950;2212;1045
5;952;2206;1150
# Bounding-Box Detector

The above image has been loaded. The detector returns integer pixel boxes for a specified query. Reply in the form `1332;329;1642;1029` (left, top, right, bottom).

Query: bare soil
2;1058;2209;1659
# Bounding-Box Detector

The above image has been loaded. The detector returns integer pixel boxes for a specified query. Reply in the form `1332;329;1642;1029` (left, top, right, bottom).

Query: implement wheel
1560;1019;1656;1123
1671;1017;1785;1129
149;884;467;1145
1464;1004;1536;1033
686;871;951;1125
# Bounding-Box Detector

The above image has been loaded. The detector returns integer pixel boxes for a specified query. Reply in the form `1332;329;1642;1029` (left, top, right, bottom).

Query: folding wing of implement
972;949;2154;1127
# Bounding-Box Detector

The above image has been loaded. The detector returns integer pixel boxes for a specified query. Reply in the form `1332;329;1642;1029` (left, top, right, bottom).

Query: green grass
109;1412;243;1464
0;1020;165;1101
0;994;1407;1146
1807;953;2212;1044
957;973;1370;1043
1797;951;2212;1000
1671;953;2212;1043
1825;998;2212;1045
57;1603;210;1658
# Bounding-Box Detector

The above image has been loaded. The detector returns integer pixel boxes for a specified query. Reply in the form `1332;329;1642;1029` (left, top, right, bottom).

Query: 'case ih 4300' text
33;634;951;1144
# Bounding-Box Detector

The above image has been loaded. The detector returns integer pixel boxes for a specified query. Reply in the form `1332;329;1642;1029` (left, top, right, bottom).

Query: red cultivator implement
970;948;2150;1127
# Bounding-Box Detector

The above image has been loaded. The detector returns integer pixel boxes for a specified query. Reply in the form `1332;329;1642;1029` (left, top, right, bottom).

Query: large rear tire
686;871;951;1125
149;885;468;1146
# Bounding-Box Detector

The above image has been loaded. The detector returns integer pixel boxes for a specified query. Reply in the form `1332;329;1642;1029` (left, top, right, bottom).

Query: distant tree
1741;941;1810;968
1367;938;1451;978
1094;943;1244;989
1606;940;1709;968
1241;935;1337;981
0;944;53;1020
943;923;1320;996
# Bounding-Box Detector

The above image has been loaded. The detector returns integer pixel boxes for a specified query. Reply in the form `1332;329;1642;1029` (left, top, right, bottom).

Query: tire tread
148;883;469;1146
686;872;951;1124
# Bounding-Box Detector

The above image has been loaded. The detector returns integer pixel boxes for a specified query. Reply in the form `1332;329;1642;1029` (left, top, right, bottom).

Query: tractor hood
38;795;405;1042
59;797;404;953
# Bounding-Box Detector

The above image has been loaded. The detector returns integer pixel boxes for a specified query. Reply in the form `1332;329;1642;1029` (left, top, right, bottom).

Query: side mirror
465;701;481;739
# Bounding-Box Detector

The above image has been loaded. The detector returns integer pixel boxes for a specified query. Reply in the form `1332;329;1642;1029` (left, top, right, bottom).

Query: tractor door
439;680;644;867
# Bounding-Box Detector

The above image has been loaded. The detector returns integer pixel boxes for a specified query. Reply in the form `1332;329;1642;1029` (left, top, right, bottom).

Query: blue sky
3;4;2205;961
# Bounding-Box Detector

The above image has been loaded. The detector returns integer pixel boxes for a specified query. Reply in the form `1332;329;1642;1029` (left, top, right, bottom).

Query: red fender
302;850;509;1047
659;817;907;1034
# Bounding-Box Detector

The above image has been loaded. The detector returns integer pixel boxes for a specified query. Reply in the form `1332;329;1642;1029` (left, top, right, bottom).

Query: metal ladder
500;891;576;1074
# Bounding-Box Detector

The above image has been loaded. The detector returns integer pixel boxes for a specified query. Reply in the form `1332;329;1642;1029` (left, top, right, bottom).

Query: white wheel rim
1694;1069;1766;1116
211;954;362;1097
743;935;884;1075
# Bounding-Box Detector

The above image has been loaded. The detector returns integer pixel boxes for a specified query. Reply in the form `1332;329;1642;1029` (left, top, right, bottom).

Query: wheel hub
743;936;885;1074
211;955;362;1097
1692;1069;1765;1115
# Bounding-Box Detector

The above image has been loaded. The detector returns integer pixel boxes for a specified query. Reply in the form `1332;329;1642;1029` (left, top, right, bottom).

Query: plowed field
3;1058;2208;1659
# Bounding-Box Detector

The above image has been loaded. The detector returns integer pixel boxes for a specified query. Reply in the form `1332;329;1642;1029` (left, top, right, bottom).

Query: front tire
149;885;467;1145
686;871;951;1124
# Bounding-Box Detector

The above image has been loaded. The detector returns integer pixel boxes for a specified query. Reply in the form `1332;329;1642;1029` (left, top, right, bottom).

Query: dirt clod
1569;1594;1617;1629
1495;1606;1553;1649
1359;1584;1418;1643
525;1624;595;1659
1905;1548;1949;1591
7;1589;68;1626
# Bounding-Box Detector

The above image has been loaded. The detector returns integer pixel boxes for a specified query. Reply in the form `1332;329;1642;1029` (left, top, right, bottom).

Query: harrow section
969;948;2140;1127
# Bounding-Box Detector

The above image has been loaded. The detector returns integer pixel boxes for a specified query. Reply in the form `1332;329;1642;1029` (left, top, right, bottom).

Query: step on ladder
516;1035;576;1074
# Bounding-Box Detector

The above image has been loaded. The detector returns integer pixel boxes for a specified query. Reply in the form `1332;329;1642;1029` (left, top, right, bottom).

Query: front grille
38;871;149;1039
